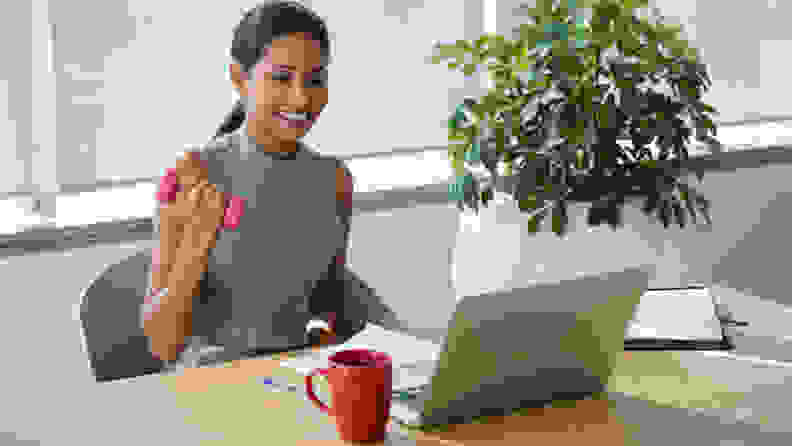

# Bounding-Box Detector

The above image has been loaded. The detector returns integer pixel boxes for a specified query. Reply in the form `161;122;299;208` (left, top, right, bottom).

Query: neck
241;121;298;154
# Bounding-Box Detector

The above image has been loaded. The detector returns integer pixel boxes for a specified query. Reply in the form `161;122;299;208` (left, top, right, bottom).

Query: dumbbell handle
156;169;245;230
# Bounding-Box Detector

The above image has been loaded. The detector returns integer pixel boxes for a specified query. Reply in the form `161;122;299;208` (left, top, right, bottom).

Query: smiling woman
140;1;366;367
214;1;331;155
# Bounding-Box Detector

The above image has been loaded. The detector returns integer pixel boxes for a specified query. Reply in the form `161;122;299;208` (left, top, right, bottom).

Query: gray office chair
79;250;166;382
80;248;407;383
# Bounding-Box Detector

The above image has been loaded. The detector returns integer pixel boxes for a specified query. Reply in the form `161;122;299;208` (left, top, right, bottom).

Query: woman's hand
175;178;227;255
154;152;225;289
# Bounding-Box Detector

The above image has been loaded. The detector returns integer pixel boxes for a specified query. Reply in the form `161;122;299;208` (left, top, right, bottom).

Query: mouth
274;111;316;130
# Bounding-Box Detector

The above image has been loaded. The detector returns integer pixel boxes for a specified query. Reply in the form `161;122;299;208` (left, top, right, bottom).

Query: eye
311;75;327;87
271;71;327;87
271;72;293;82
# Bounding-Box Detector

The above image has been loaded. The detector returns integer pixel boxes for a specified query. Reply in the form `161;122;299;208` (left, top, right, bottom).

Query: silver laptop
387;266;651;428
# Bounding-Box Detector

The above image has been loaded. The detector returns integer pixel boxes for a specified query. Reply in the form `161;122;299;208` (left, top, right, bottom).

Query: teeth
280;112;309;121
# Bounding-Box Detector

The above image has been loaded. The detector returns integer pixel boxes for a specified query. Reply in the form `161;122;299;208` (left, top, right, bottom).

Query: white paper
280;323;442;390
626;288;723;340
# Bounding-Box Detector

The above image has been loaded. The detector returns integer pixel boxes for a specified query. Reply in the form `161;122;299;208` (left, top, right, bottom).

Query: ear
229;63;249;96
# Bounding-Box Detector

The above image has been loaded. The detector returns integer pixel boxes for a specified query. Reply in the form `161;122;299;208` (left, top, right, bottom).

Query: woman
141;1;355;365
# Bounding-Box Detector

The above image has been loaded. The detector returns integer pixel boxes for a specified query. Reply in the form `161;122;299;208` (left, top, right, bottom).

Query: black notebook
624;286;732;351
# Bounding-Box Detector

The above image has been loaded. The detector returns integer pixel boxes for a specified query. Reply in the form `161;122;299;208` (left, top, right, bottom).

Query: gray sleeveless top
157;127;350;366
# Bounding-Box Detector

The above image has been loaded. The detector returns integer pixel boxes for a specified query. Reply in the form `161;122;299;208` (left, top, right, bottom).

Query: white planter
451;190;664;297
450;190;665;384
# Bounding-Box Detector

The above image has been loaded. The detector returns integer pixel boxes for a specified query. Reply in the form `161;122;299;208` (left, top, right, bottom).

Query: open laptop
282;266;651;428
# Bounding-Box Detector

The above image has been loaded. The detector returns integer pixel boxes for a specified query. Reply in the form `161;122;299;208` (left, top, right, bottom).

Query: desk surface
118;333;790;445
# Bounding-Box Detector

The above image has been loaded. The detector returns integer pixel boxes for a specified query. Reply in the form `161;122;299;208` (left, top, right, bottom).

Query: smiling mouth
275;111;313;121
273;111;316;130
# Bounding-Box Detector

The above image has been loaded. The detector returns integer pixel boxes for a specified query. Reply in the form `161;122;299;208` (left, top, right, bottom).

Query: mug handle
305;368;331;415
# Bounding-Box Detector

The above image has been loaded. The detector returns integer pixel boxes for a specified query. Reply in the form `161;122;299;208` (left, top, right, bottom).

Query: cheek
245;78;275;120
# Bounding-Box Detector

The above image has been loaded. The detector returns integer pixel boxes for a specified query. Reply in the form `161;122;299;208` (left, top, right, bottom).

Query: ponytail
214;99;246;139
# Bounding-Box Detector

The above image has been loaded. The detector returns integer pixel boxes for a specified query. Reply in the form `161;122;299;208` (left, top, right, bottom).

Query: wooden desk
157;335;755;445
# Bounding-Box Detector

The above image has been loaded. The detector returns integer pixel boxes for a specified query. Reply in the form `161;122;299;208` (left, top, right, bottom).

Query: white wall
0;1;32;196
652;0;792;124
16;0;791;193
47;0;486;187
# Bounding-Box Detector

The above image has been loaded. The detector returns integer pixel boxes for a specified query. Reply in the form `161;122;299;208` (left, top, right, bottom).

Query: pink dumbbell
156;169;245;230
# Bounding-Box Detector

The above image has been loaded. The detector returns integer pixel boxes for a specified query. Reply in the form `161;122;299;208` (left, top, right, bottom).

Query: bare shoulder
166;134;236;171
336;160;353;191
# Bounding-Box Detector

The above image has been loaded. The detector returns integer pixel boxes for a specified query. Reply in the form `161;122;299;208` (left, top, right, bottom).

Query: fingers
188;179;207;207
174;151;208;193
186;179;225;217
206;184;226;212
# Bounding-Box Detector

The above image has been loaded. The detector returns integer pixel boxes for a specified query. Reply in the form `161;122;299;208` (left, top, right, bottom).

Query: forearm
143;240;210;361
150;208;181;290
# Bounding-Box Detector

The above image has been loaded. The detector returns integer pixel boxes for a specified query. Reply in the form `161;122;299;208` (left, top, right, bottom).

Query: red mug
305;349;392;442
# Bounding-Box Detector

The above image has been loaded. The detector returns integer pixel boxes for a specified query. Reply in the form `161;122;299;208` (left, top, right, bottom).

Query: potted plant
429;0;721;382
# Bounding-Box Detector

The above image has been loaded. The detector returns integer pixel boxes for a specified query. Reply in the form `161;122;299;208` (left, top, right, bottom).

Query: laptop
282;266;651;428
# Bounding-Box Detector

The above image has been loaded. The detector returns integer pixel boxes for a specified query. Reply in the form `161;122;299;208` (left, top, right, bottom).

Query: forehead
261;32;328;70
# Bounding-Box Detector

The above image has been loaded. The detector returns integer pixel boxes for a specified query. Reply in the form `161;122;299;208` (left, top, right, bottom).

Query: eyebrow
274;64;326;72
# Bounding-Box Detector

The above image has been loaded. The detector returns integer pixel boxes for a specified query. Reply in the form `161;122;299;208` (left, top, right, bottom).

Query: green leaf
466;141;482;163
517;24;544;49
606;204;624;231
518;193;537;210
526;210;545;235
551;199;568;237
462;63;478;76
481;187;493;208
456;39;473;51
672;199;685;229
494;124;506;155
642;193;658;217
693;101;720;117
694;166;705;183
448;129;467;141
682;192;697;225
576;149;587;170
695;195;713;226
658;198;671;228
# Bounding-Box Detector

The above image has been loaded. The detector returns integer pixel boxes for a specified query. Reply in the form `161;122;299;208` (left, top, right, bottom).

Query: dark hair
213;1;331;139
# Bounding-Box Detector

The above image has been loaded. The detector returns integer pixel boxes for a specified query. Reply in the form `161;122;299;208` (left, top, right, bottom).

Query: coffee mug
305;349;392;442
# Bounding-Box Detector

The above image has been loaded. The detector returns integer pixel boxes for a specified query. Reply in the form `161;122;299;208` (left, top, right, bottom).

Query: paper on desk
280;323;442;390
626;287;723;341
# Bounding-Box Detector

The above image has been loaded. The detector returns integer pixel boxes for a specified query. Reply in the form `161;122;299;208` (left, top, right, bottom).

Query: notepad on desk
625;286;728;350
279;323;442;391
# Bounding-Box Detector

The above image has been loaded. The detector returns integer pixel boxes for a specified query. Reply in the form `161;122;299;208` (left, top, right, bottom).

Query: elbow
144;330;185;363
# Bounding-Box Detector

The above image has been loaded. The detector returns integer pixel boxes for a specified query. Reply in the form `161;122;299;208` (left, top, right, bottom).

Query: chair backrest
79;249;165;382
78;245;405;381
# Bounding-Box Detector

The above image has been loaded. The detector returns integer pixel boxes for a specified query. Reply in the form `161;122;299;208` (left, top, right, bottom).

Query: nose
287;83;311;110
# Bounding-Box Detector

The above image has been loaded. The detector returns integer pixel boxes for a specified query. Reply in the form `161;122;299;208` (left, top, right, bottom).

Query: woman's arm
142;242;209;361
334;163;354;269
308;163;355;337
142;158;225;361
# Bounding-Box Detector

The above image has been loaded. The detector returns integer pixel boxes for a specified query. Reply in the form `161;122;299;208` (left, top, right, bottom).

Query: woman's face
231;32;329;150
